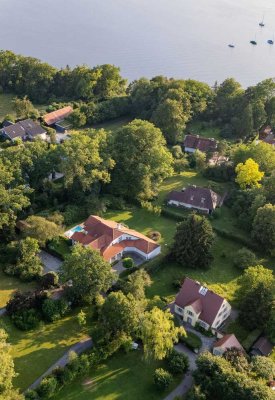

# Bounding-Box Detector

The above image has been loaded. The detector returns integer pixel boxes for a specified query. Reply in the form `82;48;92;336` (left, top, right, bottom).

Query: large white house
174;278;231;332
66;215;161;263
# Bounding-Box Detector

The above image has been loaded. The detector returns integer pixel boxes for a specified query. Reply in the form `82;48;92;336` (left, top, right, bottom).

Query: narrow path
0;307;6;316
27;337;93;391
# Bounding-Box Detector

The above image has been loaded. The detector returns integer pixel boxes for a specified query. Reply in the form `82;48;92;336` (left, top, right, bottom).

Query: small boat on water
268;39;274;45
228;44;235;48
259;14;265;27
250;40;257;45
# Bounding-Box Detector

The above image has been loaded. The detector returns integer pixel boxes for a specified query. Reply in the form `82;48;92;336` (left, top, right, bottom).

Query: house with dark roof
183;134;217;153
1;119;47;141
65;215;161;263
251;336;273;357
175;277;231;331
213;334;244;356
167;186;222;214
43;106;73;127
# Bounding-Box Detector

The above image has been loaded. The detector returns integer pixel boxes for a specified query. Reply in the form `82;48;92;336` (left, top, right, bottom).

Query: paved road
0;307;6;316
39;250;62;273
27;337;92;391
163;322;216;400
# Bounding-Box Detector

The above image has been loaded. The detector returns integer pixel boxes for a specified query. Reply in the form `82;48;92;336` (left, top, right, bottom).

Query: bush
233;247;257;270
166;349;189;375
40;271;59;289
242;329;262;351
37;376;58;398
153;368;173;390
122;257;134;269
140;201;161;216
180;332;202;351
42;299;69;322
25;389;40;400
67;352;90;377
147;231;161;241
12;308;40;330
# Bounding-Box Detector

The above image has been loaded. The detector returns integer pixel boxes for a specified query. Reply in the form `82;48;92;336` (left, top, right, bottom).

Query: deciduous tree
235;158;264;189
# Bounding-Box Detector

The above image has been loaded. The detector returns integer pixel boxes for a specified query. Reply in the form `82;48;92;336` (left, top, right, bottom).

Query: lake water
1;0;275;86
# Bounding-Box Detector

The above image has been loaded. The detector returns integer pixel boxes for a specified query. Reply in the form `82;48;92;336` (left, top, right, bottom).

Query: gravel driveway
39;250;62;273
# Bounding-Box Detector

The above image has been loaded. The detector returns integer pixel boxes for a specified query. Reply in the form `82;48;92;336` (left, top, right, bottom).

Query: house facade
66;215;161;263
1;119;47;141
167;186;222;214
213;334;244;356
175;278;231;331
183;134;217;153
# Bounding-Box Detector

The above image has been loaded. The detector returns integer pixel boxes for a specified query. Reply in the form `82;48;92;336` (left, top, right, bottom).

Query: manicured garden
53;350;182;400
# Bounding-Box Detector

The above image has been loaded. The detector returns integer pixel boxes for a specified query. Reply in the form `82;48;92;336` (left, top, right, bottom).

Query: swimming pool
71;225;83;233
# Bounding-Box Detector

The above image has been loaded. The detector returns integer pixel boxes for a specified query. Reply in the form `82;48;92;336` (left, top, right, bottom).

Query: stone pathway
27;337;93;391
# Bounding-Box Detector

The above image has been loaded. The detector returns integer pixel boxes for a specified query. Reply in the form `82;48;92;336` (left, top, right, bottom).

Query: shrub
37;376;58;398
25;389;40;400
153;368;173;390
180;332;202;351
140;201;161;216
67;352;90;377
12;308;40;330
166;349;189;375
233;247;257;270
40;272;59;289
42;299;69;322
122;257;134;269
147;231;161;241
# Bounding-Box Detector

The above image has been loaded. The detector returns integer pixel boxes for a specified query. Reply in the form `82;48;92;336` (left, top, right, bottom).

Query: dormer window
201;197;205;204
190;195;194;201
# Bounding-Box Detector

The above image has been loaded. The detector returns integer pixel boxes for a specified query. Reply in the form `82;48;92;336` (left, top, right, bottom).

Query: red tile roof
43;106;73;126
175;278;225;326
213;334;243;351
71;215;160;261
184;134;217;152
167;186;221;211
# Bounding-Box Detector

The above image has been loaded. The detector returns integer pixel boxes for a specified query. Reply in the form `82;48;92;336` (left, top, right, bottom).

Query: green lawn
187;121;221;140
104;208;176;246
0;93;47;119
54;350;181;400
0;270;37;308
0;311;90;391
146;235;242;304
91;117;132;133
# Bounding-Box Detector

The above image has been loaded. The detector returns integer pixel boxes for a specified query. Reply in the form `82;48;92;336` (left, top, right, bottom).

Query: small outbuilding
183;134;217;153
251;336;273;357
213;334;244;356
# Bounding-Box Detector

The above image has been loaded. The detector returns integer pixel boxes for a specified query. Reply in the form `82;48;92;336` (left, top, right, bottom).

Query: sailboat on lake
259;14;265;27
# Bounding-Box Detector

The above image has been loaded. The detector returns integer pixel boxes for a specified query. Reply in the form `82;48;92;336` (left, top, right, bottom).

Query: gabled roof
2;119;46;140
175;277;226;326
184;134;217;152
213;334;243;351
3;122;26;139
167;186;221;211
43;106;73;125
71;215;160;261
252;337;273;356
19;119;46;136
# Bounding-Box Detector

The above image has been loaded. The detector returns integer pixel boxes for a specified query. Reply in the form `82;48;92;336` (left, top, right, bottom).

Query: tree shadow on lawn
0;312;89;390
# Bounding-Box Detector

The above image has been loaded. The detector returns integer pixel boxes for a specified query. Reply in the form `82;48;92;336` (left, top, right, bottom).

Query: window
187;310;193;316
215;320;220;327
176;306;183;314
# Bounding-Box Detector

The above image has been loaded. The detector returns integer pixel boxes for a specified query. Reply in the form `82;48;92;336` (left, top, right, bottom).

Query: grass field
91;117;132;133
0;311;90;391
187;121;221;140
0;270;37;308
0;93;47;119
54;350;181;400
